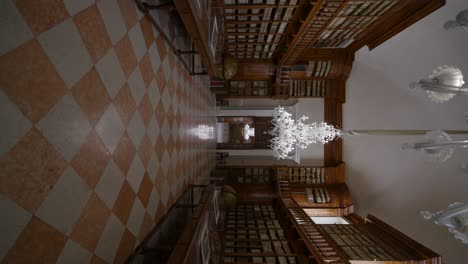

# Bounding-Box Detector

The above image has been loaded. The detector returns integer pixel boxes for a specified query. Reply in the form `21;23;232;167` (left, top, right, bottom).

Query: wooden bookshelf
218;167;274;185
229;80;273;97
223;0;300;60
318;224;393;260
223;203;300;264
314;0;399;48
287;80;327;97
276;163;345;185
213;80;274;97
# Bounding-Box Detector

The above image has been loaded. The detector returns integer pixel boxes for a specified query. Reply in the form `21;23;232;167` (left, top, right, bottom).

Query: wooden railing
276;174;349;264
167;185;218;264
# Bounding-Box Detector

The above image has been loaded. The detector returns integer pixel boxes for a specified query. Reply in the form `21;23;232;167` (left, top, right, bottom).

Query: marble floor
0;0;216;263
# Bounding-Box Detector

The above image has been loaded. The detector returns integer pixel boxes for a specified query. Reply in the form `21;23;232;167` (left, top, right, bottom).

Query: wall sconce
421;202;468;244
410;65;467;103
444;10;468;32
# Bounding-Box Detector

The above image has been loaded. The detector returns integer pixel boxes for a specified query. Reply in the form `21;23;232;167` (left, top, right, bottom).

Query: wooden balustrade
277;175;349;264
167;185;219;264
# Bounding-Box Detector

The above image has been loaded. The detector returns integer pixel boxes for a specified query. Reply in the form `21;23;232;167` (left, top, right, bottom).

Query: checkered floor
0;0;216;263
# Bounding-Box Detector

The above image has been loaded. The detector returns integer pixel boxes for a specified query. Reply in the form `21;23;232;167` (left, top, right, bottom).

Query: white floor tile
0;194;32;260
146;79;160;109
63;0;95;16
36;167;92;235
95;214;124;263
57;239;92;264
38;19;93;88
126;198;144;236
171;67;179;86
146;188;159;218
37;94;92;162
146;152;159;184
0;0;33;55
134;3;144;20
170;178;178;199
171;121;179;139
0;91;32;156
146;116;159;145
95;104;125;154
162;56;171;82
127;67;146;104
161;117;170;143
126;156;145;193
128;23;146;62
160;179;170;207
161;87;171;113
126;111;145;147
171;95;179;113
161;149;170;175
147;42;160;74
96;49;125;98
97;0;126;45
94;160;125;209
170;148;178;164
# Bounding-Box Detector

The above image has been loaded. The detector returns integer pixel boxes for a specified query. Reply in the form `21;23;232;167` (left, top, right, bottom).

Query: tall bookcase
223;203;300;264
314;0;400;49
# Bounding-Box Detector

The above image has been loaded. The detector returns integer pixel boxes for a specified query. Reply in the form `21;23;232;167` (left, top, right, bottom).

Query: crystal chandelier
269;107;468;160
444;10;468;33
269;106;342;159
410;65;467;103
402;130;468;162
421;202;468;244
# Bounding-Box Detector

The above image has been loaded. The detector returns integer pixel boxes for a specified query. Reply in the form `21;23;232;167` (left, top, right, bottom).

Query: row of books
288;168;327;184
228;80;272;96
320;224;392;260
226;218;280;225
315;38;355;48
289;80;327;97
306;60;332;77
245;167;272;175
225;256;296;264
224;202;297;264
306;187;331;204
237;175;272;183
338;0;398;17
329;232;374;247
229;87;271;96
224;230;284;240
231;204;273;210
313;1;398;48
319;28;362;41
342;245;391;261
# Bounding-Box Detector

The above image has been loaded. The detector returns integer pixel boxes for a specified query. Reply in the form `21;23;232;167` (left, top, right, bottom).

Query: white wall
343;0;468;263
297;98;324;166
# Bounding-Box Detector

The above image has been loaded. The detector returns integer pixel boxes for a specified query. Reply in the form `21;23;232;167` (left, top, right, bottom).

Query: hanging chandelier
269;106;342;159
410;65;467;103
269;106;468;160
